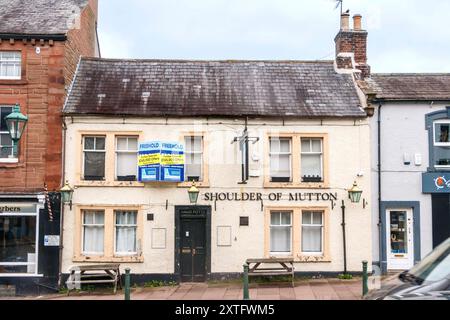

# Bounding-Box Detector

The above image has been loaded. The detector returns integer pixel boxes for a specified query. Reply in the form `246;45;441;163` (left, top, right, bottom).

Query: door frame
385;208;414;270
175;206;211;282
380;201;421;274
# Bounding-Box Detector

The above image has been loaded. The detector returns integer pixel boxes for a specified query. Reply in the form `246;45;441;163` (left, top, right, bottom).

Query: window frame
178;132;209;187
300;138;324;182
0;105;16;162
114;210;138;256
82;135;106;181
301;210;324;255
433;120;450;147
75;206;143;263
0;51;22;80
115;136;139;181
265;133;328;188
269;137;293;183
269;211;293;255
184;135;204;182
81;210;105;256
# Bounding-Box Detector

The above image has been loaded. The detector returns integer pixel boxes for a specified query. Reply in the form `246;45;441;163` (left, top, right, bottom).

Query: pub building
60;13;374;283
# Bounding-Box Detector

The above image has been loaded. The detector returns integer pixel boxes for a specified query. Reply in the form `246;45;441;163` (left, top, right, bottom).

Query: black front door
432;194;450;248
180;217;206;282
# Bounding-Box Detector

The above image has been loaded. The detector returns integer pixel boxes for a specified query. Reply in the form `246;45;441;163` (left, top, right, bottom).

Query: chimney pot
353;14;362;31
341;13;350;31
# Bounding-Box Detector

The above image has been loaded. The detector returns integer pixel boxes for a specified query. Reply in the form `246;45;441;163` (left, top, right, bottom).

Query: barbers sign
0;203;37;214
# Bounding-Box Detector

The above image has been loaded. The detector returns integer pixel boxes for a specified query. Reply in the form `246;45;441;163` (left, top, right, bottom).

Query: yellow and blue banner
138;141;185;182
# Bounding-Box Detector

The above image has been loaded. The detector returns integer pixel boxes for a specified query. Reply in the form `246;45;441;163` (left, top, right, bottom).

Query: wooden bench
246;258;295;286
66;264;122;295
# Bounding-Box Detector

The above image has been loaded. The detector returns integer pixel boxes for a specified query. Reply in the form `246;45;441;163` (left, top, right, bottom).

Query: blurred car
365;237;450;300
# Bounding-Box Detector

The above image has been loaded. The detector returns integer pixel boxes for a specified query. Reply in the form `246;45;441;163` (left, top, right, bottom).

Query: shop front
0;194;61;295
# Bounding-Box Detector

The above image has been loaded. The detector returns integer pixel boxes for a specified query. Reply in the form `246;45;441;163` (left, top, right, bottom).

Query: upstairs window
269;138;292;182
115;136;138;181
301;138;323;182
433;120;450;169
185;136;203;182
83;136;106;180
0;106;14;159
0;52;21;80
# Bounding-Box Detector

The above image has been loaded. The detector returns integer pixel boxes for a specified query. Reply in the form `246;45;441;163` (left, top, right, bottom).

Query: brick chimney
335;12;370;78
88;0;98;20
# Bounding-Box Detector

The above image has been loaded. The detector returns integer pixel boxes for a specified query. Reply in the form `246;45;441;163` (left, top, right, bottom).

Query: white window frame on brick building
0;51;21;80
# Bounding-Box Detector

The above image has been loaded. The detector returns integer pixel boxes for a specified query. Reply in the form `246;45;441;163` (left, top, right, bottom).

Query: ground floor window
302;211;323;254
270;211;292;254
82;210;105;255
75;206;142;262
266;207;329;260
115;210;137;255
0;215;37;274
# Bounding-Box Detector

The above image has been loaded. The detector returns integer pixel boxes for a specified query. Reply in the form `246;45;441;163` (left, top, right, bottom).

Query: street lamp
348;181;363;203
188;181;200;205
341;181;364;276
60;181;74;210
5;104;28;157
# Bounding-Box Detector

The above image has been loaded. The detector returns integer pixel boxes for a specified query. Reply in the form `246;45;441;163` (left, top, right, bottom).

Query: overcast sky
98;0;450;73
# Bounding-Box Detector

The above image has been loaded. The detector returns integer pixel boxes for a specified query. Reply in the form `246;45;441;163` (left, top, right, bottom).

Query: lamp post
60;181;74;210
188;181;200;205
5;104;28;157
341;181;363;275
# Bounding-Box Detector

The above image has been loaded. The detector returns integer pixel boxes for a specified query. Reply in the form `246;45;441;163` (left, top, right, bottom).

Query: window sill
73;256;144;263
296;255;331;263
0;161;24;169
76;180;145;188
264;181;329;189
178;181;210;188
0;79;27;85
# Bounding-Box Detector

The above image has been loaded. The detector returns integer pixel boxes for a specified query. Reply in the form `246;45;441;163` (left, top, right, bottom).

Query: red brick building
0;0;99;295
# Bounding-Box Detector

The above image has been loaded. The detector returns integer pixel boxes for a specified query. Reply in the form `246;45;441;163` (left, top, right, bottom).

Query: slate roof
0;0;88;35
366;74;450;101
63;58;366;118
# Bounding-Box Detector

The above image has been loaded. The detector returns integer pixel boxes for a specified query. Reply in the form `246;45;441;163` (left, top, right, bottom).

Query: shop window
0;51;21;80
83;136;106;180
433;120;450;169
114;210;137;255
270;211;292;254
269;138;292;182
185;136;203;182
302;211;324;254
301;138;323;182
0;216;37;274
115;136;138;181
82;210;105;255
0;106;14;159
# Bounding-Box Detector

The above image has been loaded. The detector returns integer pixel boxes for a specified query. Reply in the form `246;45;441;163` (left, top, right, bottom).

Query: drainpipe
341;200;348;274
57;117;68;289
377;102;383;273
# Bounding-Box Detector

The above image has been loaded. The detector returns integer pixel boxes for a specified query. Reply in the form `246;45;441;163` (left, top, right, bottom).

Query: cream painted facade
62;116;372;279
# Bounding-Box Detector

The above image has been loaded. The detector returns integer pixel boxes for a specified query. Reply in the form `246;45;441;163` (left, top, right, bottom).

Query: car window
408;238;450;283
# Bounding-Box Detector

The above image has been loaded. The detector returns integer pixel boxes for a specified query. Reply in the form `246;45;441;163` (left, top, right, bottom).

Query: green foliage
338;273;353;280
143;280;178;288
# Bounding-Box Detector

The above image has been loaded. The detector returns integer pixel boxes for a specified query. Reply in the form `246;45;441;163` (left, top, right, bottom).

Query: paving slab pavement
0;278;364;301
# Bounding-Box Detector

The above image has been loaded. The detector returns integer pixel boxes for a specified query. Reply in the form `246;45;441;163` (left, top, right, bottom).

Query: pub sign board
138;141;185;183
422;172;450;193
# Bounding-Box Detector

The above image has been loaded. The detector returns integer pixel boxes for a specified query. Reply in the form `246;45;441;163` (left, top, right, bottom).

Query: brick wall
0;3;97;193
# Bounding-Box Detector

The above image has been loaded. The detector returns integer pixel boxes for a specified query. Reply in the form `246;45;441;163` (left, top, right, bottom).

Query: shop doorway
175;206;211;282
386;209;414;270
